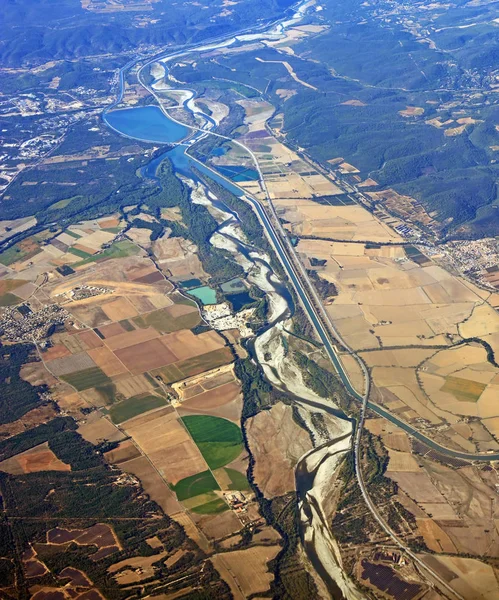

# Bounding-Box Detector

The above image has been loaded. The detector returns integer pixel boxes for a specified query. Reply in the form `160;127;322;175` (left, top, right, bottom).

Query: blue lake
226;291;254;312
105;106;189;143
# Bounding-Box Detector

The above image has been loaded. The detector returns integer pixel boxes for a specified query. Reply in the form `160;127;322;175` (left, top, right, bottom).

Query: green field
441;376;485;403
68;247;92;259
133;306;201;334
225;467;251;491
119;319;135;332
60;367;111;391
109;394;166;424
0;293;21;307
191;498;229;515
172;470;220;501
49;197;77;211
171;291;198;307
72;240;139;267
151;363;185;384
182;415;243;470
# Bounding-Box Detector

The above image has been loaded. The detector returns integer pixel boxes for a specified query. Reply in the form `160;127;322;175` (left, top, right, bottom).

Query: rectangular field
114;338;178;374
109;394;167;424
60;366;111;391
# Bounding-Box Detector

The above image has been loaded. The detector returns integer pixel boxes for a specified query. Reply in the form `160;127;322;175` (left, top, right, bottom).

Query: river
101;2;498;598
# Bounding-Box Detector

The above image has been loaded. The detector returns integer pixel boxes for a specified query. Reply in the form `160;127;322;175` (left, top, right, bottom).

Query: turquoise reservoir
188;285;217;305
105;106;188;143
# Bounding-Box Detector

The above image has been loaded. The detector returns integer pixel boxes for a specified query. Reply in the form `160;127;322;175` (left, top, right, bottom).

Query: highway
105;10;492;597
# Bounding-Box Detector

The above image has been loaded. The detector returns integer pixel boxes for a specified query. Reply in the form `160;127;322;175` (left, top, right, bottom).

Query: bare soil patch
246;402;312;497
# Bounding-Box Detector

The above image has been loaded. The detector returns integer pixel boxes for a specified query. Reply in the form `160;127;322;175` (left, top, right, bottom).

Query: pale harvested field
77;413;125;445
420;344;499;424
339;353;366;395
386;472;447;504
295;237;487;354
211;546;280;598
101;297;139;321
386;449;420;472
75;230;115;251
58;391;89;412
360;348;436;368
246;402;312;498
0;442;70;474
162;329;225;361
422;555;499;600
279;200;401;242
372;366;442;424
171;512;210;553
122;408;207;484
420;502;458;519
109;551;168;583
153;236;206;279
416;518;458;553
104;327;160;351
87;347;128;377
66;303;110;328
115;374;156;398
127;227;152;246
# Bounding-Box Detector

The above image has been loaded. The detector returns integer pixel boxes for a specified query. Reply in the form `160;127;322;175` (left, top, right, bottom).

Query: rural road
104;8;487;597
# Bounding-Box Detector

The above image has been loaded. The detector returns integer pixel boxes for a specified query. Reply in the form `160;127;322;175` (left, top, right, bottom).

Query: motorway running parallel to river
103;1;499;471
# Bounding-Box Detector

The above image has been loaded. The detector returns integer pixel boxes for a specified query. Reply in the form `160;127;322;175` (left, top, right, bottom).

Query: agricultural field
0;204;288;598
181;415;244;470
109;393;167;424
365;417;499;559
294;229;499;451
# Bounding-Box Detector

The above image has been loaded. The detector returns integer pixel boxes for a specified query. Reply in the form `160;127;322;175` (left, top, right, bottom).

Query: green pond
188;285;217;305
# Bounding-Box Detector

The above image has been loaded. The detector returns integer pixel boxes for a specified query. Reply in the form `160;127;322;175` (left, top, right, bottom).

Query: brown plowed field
118;455;183;515
179;383;243;422
123;410;207;484
0;442;70;474
246;402;312;497
97;322;126;338
87;347;128;377
211;545;280;598
115;338;178;374
77;329;104;349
